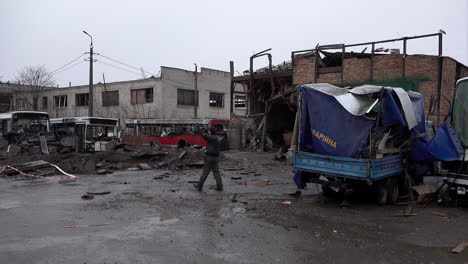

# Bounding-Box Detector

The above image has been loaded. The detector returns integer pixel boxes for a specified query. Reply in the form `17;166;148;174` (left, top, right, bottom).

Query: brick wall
317;72;341;84
406;55;438;117
373;54;403;80
344;57;370;83
293;56;315;85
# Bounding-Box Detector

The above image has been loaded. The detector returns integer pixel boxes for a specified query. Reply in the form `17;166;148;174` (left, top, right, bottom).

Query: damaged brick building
233;32;468;148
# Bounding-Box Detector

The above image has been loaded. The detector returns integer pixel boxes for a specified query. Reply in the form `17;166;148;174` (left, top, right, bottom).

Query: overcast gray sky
1;0;467;87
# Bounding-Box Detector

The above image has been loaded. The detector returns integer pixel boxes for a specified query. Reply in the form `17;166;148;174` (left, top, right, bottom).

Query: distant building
4;66;246;124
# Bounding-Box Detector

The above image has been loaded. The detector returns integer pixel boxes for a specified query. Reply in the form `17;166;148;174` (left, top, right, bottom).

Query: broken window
75;93;89;107
177;89;197;106
209;92;224;108
54;95;68;108
131;88;153;104
42;97;48;109
102;91;119;106
234;95;246;108
16;99;28;110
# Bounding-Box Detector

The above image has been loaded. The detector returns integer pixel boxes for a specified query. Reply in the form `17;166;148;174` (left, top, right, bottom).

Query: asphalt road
0;151;467;263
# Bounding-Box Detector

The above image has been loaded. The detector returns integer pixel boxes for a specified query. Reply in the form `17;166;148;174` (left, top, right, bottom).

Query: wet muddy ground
0;151;467;263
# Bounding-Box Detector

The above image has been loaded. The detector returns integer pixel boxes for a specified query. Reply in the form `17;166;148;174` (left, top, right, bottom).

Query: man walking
194;127;223;191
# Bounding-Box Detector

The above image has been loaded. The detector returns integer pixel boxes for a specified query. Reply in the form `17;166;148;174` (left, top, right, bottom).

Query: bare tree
13;65;56;110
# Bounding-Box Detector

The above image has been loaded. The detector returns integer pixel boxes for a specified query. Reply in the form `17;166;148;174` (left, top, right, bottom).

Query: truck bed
292;151;404;184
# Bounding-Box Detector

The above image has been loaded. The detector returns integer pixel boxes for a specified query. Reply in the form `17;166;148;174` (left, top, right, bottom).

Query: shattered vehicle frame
50;117;119;152
0;111;50;144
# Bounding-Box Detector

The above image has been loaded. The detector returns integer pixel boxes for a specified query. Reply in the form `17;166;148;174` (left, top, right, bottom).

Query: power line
51;53;86;74
96;53;153;76
96;60;142;77
52;60;85;75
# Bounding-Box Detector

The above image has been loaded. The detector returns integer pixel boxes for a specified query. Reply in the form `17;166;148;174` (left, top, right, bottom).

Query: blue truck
291;83;462;204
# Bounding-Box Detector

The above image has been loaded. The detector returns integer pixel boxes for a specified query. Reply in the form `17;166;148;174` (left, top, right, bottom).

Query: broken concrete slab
409;184;436;201
96;169;108;174
178;151;187;160
186;160;204;167
95;161;109;168
132;151;168;158
138;163;153;170
39;135;49;155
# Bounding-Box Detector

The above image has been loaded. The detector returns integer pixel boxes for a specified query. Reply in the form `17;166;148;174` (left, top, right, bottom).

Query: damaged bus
0;111;50;143
50;117;119;152
124;118;229;149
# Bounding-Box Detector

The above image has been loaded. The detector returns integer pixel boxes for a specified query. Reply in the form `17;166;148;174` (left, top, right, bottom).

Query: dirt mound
0;146;209;175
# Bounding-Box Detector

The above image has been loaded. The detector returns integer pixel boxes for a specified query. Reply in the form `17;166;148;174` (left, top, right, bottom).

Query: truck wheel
375;181;388;205
386;178;399;204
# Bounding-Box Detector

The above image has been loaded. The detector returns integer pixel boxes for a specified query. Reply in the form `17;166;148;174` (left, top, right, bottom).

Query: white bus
0;111;50;141
50;117;119;152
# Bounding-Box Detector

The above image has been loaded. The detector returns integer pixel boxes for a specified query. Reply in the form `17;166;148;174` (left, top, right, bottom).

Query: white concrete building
11;66;246;125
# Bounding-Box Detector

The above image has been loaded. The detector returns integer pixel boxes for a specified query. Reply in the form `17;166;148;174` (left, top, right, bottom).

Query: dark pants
197;155;222;190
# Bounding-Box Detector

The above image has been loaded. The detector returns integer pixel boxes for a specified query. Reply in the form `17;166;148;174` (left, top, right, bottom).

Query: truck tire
386;177;399;204
375;181;388;205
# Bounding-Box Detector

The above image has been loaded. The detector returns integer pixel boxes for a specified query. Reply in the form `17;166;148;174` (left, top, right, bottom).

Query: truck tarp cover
298;84;374;157
297;84;462;161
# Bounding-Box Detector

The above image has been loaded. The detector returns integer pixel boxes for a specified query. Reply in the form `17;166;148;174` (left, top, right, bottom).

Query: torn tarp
298;83;463;161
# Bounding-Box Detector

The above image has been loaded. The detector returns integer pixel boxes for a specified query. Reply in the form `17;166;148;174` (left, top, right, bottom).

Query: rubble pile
0;144;209;175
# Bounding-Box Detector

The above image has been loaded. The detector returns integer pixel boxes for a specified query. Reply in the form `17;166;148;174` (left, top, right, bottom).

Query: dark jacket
203;134;220;157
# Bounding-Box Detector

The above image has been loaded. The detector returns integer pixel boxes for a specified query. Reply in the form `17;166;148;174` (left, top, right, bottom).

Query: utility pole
83;30;94;117
230;61;234;115
194;63;198;119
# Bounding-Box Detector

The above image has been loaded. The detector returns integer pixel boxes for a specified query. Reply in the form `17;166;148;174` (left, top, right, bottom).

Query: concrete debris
86;191;111;195
96;169;108;174
452;240;468;254
64;223;110;228
39;135;49;155
274;147;287;161
81;194;94;200
138;163;152;170
409;184;436;201
186;160;204;167
178;151;187;160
